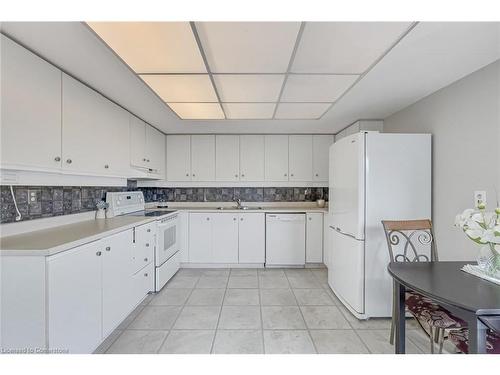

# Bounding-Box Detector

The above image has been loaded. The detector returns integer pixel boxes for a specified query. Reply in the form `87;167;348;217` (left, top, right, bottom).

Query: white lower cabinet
101;231;134;337
45;227;151;353
306;213;324;263
188;213;213;263
238;213;265;263
178;211;189;263
132;222;155;274
188;212;265;264
48;240;103;354
213;213;239;263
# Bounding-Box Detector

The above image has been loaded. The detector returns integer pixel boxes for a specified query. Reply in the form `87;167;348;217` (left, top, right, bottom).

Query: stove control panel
106;191;145;217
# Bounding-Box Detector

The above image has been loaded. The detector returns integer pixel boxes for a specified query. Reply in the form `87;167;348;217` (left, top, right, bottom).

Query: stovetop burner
143;210;176;217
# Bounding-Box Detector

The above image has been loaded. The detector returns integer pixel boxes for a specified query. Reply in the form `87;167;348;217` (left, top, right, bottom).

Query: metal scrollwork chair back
382;219;438;263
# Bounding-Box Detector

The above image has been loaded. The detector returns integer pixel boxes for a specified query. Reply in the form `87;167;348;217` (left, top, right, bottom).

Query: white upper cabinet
216;135;240;181
239;135;265;182
191;135;215;181
62;74;129;177
130;116;147;168
265;135;289;181
146;125;165;178
1;35;62;171
166;135;191;181
289;135;313;181
313;135;334;182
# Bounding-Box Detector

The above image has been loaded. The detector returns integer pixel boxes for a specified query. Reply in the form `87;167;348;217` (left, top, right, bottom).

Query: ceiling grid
87;21;414;120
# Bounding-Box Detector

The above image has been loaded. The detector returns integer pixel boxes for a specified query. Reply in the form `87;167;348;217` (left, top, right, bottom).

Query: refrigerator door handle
330;226;364;242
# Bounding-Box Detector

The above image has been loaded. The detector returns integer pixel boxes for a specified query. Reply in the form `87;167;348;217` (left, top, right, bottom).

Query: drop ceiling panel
140;74;217;102
87;22;206;73
275;103;331;119
169;103;224;119
281;74;358;102
195;22;301;73
214;74;285;102
223;103;276;119
291;22;412;74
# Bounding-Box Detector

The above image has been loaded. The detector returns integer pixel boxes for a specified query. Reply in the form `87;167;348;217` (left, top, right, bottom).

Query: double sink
217;206;263;211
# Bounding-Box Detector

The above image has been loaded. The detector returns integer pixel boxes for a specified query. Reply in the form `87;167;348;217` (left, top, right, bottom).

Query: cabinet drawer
131;262;154;306
132;223;155;274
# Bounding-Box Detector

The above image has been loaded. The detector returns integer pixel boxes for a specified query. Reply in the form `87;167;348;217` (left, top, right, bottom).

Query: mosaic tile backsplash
0;185;328;224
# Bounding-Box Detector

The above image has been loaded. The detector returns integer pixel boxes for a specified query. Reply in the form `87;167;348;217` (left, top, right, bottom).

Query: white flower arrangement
455;206;500;253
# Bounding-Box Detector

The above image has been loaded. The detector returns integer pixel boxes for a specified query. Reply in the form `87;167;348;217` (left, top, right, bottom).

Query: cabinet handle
235;174;238;177
104;164;109;169
66;159;72;164
233;217;237;221
143;158;147;162
284;173;287;176
206;217;210;221
308;217;312;221
145;243;150;247
291;173;294;177
240;218;243;221
147;229;151;233
147;159;150;162
144;273;148;277
186;173;190;177
96;251;102;256
54;156;61;162
105;246;111;251
192;173;196;177
315;173;319;177
144;258;148;262
241;174;245;177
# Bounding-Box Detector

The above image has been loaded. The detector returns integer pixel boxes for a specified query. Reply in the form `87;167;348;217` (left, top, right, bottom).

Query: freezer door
328;227;365;314
329;133;365;240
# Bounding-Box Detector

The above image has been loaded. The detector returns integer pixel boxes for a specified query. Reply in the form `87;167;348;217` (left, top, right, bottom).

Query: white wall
384;60;500;261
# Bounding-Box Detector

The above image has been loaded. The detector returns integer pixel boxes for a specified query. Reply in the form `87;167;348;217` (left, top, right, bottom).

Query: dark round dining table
388;261;500;354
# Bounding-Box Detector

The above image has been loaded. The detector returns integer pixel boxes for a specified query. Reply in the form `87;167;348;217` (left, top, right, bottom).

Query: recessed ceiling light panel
281;74;358;102
140;74;218;102
214;74;285;102
88;22;207;73
168;103;225;119
222;103;276;119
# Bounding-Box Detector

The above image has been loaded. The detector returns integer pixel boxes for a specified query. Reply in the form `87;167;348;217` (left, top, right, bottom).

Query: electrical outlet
474;191;486;209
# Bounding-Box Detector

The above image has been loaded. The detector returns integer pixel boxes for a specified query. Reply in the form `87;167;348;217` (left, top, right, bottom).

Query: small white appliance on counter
106;191;179;292
265;213;306;266
327;131;431;319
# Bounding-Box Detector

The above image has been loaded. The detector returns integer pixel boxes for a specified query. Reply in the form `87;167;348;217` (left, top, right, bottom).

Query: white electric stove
106;191;180;292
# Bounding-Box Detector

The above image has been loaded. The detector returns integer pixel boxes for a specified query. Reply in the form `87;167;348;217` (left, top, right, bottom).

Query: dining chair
382;219;467;354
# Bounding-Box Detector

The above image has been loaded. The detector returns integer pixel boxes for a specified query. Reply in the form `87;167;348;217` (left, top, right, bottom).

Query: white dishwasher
265;213;306;266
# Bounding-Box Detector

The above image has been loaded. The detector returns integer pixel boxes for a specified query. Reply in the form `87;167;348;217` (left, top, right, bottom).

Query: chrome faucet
233;197;242;209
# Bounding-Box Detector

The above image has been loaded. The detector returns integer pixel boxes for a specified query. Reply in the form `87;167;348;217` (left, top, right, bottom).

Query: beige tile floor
100;268;456;354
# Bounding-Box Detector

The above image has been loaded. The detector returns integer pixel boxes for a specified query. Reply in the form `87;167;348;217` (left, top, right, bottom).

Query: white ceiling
86;21;416;120
1;22;498;133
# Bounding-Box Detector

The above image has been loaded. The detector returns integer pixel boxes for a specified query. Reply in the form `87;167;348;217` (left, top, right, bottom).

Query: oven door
156;214;178;266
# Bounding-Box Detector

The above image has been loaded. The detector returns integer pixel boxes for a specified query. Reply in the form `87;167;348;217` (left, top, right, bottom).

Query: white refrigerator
327;131;431;319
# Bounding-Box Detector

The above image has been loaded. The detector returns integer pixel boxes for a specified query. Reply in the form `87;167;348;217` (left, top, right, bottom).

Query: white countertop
1;202;328;257
0;215;155;256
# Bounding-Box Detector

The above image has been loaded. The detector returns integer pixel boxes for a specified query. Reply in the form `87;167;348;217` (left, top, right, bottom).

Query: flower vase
477;244;500;278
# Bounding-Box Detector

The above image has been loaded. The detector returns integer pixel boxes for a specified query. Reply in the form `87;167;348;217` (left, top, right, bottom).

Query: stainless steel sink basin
217;206;263;210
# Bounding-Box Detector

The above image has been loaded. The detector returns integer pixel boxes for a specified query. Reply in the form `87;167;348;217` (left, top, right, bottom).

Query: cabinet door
188;213;212;263
216;135;240;181
212;213;239;263
146;125;165;178
102;230;134;336
313;135;333;182
48;241;102;354
130;116;147;168
166;135;191;181
1;35;62;171
62;74;109;175
238;213;265;263
191;135;215;181
264;135;289;181
306;213;324;263
104;102;131;176
240;135;265;181
289;135;313;181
